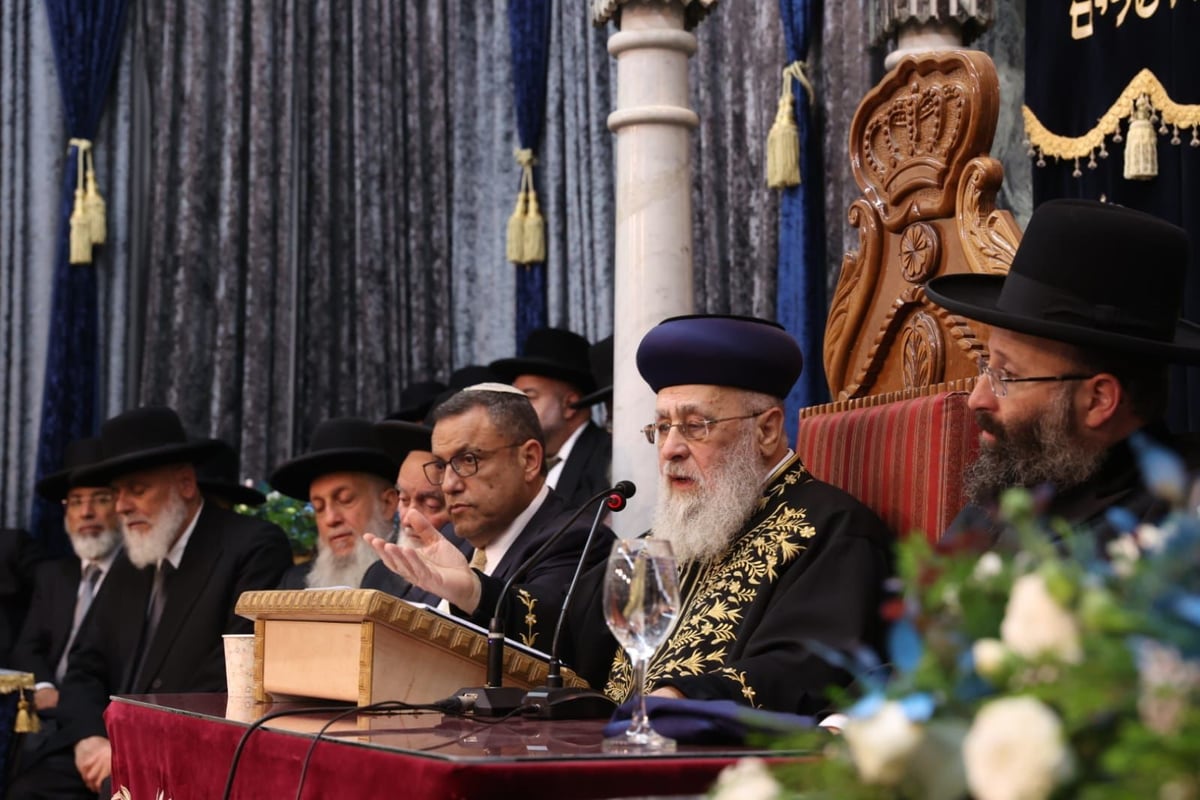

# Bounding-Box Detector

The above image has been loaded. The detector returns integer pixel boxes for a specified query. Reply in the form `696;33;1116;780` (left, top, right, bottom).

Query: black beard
966;389;1107;505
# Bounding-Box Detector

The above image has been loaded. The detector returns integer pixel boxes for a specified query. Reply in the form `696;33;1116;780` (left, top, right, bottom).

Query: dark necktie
131;562;174;689
545;454;563;471
55;564;101;683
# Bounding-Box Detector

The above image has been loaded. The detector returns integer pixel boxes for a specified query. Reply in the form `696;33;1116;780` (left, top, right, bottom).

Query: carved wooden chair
796;50;1022;542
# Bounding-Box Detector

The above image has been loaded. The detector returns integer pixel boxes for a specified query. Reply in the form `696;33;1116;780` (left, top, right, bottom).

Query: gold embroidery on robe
516;588;539;648
604;459;815;707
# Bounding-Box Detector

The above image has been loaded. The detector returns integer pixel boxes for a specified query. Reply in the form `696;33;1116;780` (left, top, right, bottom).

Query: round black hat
636;315;803;398
490;328;597;394
195;439;267;507
926;199;1200;363
385;380;448;423
73;407;225;486
269;418;399;501
570;335;614;410
35;437;107;502
373;421;434;464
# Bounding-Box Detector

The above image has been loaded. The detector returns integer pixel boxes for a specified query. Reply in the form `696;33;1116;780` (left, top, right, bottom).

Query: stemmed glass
602;538;681;753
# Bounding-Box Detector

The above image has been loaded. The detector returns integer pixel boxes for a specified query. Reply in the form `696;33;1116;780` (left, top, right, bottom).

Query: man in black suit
270;418;399;590
8;407;292;799
10;438;124;716
491;328;612;511
365;383;615;648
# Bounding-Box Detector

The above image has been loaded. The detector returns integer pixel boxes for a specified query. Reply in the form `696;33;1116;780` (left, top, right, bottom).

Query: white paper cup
223;633;256;698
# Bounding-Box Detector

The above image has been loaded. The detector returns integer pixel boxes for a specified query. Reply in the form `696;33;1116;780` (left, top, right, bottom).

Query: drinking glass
601;538;681;753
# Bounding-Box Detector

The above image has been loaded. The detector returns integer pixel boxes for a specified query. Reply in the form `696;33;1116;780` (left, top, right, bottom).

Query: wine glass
602;538;681;753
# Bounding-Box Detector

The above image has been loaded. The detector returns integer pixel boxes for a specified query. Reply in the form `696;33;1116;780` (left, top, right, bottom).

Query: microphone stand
522;488;631;719
449;484;629;717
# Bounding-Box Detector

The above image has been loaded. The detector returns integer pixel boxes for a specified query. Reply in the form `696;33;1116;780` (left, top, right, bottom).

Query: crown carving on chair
862;82;966;195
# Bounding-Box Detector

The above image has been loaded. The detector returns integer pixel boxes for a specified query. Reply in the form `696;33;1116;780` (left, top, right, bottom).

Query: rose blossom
963;696;1073;800
710;757;782;800
842;701;924;786
1000;573;1083;664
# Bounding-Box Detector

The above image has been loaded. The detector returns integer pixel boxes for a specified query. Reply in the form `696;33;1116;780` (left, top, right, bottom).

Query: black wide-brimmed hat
637;315;803;399
35;437;107;502
926;199;1200;363
490;328;597;394
269;418;399;501
73;406;225;486
373;421;434;464
571;335;614;410
196;439;266;507
385;380;448;423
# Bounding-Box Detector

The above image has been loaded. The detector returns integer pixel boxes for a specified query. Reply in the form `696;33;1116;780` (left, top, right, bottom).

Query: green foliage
234;482;317;557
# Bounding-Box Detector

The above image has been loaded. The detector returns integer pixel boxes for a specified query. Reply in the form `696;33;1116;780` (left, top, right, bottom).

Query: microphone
522;481;636;719
448;482;634;716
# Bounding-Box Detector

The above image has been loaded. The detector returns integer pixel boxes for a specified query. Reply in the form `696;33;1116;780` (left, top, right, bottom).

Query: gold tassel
506;185;528;264
766;90;800;188
1124;94;1158;180
15;690;39;733
523;188;545;263
67;140;93;264
84;149;106;244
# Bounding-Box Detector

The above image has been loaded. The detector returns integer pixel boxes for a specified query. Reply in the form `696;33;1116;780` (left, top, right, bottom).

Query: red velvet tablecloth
106;694;799;799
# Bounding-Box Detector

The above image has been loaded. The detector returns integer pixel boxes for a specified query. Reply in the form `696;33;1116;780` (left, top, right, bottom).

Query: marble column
873;1;994;69
596;0;705;536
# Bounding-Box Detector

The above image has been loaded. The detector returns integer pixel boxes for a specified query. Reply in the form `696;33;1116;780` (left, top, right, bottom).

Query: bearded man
8;407;291;800
270;418;399;590
927;199;1200;548
507;316;893;715
12;438;125;716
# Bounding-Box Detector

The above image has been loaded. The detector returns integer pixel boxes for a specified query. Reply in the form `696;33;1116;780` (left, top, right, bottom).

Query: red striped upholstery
795;391;980;543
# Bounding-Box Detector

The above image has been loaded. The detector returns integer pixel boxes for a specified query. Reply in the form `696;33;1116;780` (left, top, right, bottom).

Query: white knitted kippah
461;382;528;397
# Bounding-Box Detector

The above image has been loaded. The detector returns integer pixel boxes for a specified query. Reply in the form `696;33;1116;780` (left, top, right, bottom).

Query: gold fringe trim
1023;68;1200;163
66;138;106;264
766;61;815;190
506;148;545;265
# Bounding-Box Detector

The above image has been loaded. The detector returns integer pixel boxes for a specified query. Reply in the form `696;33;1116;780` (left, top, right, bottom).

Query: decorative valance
1022;69;1200;180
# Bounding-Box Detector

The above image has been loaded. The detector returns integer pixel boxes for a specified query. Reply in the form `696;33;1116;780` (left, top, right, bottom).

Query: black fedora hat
426;365;501;420
269;418;399;501
926;199;1200;363
73;407;225;486
570;335;614;410
35;437;107;502
195;439;267;507
373;421;434;464
385;380;448;423
490;328;597;394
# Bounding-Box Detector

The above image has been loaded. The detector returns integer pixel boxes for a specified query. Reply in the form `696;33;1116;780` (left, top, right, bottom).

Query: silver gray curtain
0;1;1030;530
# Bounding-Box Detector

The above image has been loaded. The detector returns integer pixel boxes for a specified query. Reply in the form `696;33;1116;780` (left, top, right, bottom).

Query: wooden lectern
235;589;588;705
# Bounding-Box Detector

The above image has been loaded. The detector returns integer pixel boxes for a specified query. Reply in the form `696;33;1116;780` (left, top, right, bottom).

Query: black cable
415;703;538;753
220;705;356;800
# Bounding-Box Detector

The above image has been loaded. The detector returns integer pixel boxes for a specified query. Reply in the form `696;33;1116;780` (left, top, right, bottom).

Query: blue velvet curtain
31;0;128;553
509;0;552;346
775;0;827;440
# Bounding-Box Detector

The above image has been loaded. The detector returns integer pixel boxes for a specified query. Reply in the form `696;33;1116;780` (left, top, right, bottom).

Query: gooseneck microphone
449;481;635;716
522;481;635;719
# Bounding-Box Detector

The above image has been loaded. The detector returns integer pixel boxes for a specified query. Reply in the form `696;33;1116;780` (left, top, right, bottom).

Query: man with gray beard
12;438;125;716
8;407;291;800
510;315;893;716
927;200;1200;550
270;418;399;590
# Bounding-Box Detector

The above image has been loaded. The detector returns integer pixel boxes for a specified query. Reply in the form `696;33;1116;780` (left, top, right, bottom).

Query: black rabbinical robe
543;454;893;715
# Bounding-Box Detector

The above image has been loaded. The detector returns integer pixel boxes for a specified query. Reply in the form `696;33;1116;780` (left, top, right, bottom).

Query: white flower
1105;535;1140;576
1135;523;1167;553
972;638;1010;681
963;696;1073;800
709;757;781;800
1000;573;1083;664
842;701;924;786
973;551;1004;580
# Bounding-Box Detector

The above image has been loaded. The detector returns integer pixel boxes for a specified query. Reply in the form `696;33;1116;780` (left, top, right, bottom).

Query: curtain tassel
68;140;93;265
1123;94;1158;181
523;188;545;264
766;62;814;190
506;187;528;264
84;148;107;244
15;689;39;734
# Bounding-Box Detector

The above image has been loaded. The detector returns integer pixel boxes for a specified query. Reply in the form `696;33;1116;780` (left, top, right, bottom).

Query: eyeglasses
641;412;765;445
63;491;115;510
422;443;522;485
976;358;1095;398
